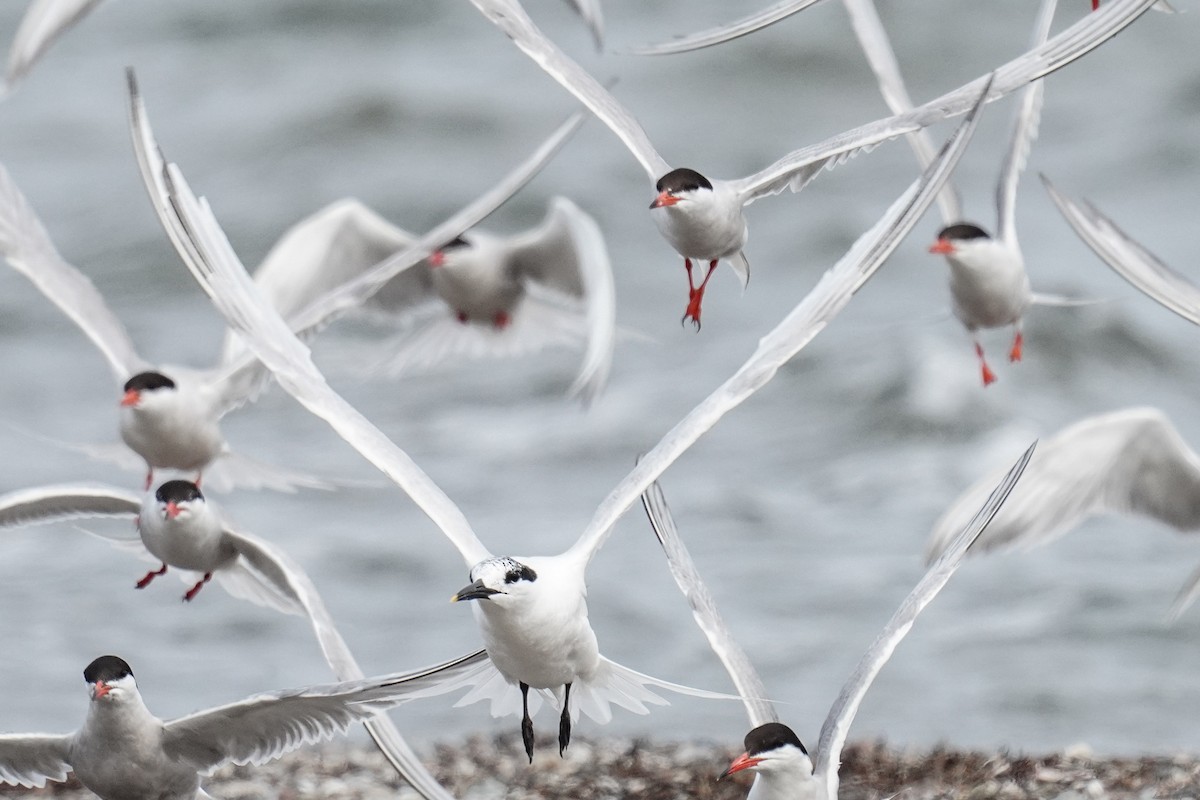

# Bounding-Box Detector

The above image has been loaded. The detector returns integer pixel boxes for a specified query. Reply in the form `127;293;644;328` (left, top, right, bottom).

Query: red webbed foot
183;572;214;602
136;563;168;589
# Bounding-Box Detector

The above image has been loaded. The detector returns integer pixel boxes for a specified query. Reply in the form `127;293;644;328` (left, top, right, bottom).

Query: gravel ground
5;737;1200;800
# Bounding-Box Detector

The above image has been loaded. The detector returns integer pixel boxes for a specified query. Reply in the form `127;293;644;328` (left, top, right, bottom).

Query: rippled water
0;0;1196;763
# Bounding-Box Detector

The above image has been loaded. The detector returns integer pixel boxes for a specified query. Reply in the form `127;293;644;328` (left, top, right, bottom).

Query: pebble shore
5;737;1200;800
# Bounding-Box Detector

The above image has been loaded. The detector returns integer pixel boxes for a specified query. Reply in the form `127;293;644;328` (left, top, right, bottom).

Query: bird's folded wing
0;483;140;529
926;408;1200;562
733;0;1154;205
1042;174;1200;327
814;442;1035;799
641;481;778;728
568;80;986;567
5;0;103;89
0;733;72;788
0;162;146;380
628;0;827;56
162;650;490;773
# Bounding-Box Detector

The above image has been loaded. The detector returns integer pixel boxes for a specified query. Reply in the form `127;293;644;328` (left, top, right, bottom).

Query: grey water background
0;0;1195;762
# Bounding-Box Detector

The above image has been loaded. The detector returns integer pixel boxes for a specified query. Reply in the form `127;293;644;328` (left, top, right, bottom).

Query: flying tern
926;408;1200;620
464;0;1155;327
247;194;616;404
0;478;481;799
640;443;1033;800
126;65;983;761
0;652;491;799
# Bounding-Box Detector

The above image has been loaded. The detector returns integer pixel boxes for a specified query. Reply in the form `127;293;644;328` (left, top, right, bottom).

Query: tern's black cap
744;722;808;756
155;480;204;505
936;222;991;242
84;656;133;684
123;371;176;393
655;168;713;194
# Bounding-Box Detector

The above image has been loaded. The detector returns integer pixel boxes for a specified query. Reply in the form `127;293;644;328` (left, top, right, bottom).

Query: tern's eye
504;565;537;584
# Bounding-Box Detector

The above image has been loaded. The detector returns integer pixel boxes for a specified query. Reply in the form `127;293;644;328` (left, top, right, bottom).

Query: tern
926;408;1200;619
0;652;491;799
843;0;1080;386
639;444;1033;800
247;194;615;404
464;0;1156;327
0;479;485;799
126;66;983;761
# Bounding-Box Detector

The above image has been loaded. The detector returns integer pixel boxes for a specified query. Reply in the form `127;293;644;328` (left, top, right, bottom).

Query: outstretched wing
162;651;489;774
0;162;145;380
812;442;1036;800
0;483;140;529
732;0;1153;204
128;75;491;568
628;0;828;56
567;80;987;567
0;733;72;788
641;480;777;728
995;0;1056;247
5;0;104;90
1041;174;1200;327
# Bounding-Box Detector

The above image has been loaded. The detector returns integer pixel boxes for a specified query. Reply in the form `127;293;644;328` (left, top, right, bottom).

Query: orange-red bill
650;191;679;209
120;389;140;407
720;752;762;779
928;238;955;255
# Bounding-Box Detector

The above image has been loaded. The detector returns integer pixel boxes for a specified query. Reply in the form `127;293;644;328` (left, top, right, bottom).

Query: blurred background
0;0;1195;760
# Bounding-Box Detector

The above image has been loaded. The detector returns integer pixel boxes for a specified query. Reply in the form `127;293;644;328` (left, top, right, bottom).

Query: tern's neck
747;759;822;800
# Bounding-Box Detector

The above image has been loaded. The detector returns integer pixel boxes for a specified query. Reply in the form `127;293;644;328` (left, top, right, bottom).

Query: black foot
558;683;572;757
520;682;535;763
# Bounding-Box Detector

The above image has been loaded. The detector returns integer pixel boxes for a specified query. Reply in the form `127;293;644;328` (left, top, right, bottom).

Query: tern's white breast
944;240;1032;330
651;183;748;263
118;377;224;472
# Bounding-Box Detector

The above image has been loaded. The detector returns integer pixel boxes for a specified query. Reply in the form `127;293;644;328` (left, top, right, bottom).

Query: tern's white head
152;479;206;524
723;722;814;791
83;655;138;704
451;556;538;607
120;371;178;410
650;167;713;210
928;222;992;259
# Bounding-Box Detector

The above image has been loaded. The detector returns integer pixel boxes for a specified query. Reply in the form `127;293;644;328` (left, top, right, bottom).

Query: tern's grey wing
1041;175;1200;327
925;408;1200;562
5;0;103;90
130;80;492;568
509;197;615;404
0;162;145;380
468;0;670;180
641;481;777;728
842;0;962;224
731;0;1153;205
563;0;604;48
629;0;827;56
0;483;140;529
0;734;72;788
995;0;1056;247
161;651;490;773
813;442;1035;800
567;81;986;566
127;69;579;353
221;198;425;363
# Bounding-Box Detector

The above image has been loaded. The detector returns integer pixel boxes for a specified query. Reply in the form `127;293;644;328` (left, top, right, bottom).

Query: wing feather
0;734;72;788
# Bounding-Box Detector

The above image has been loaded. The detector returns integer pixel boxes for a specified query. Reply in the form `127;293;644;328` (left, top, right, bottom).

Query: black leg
558;683;572;757
520;682;535;763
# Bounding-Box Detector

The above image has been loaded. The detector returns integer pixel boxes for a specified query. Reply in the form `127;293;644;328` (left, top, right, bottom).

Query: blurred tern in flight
926;408;1200;619
131;76;754;764
640;444;1033;800
129;67;983;762
0;480;481;799
466;0;1154;329
844;0;1092;386
1041;174;1200;328
248;195;616;404
0;652;490;799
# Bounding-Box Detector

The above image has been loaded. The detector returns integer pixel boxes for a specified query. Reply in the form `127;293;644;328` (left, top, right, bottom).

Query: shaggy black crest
655;167;713;194
744;722;808;756
123;371;176;393
936;222;990;241
504;562;538;585
83;655;133;685
155;480;204;505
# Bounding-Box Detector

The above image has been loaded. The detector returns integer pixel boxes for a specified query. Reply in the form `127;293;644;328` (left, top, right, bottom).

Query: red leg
493;310;511;330
682;259;719;330
1009;330;1024;363
975;342;997;387
183;572;214;602
136;563;168;589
